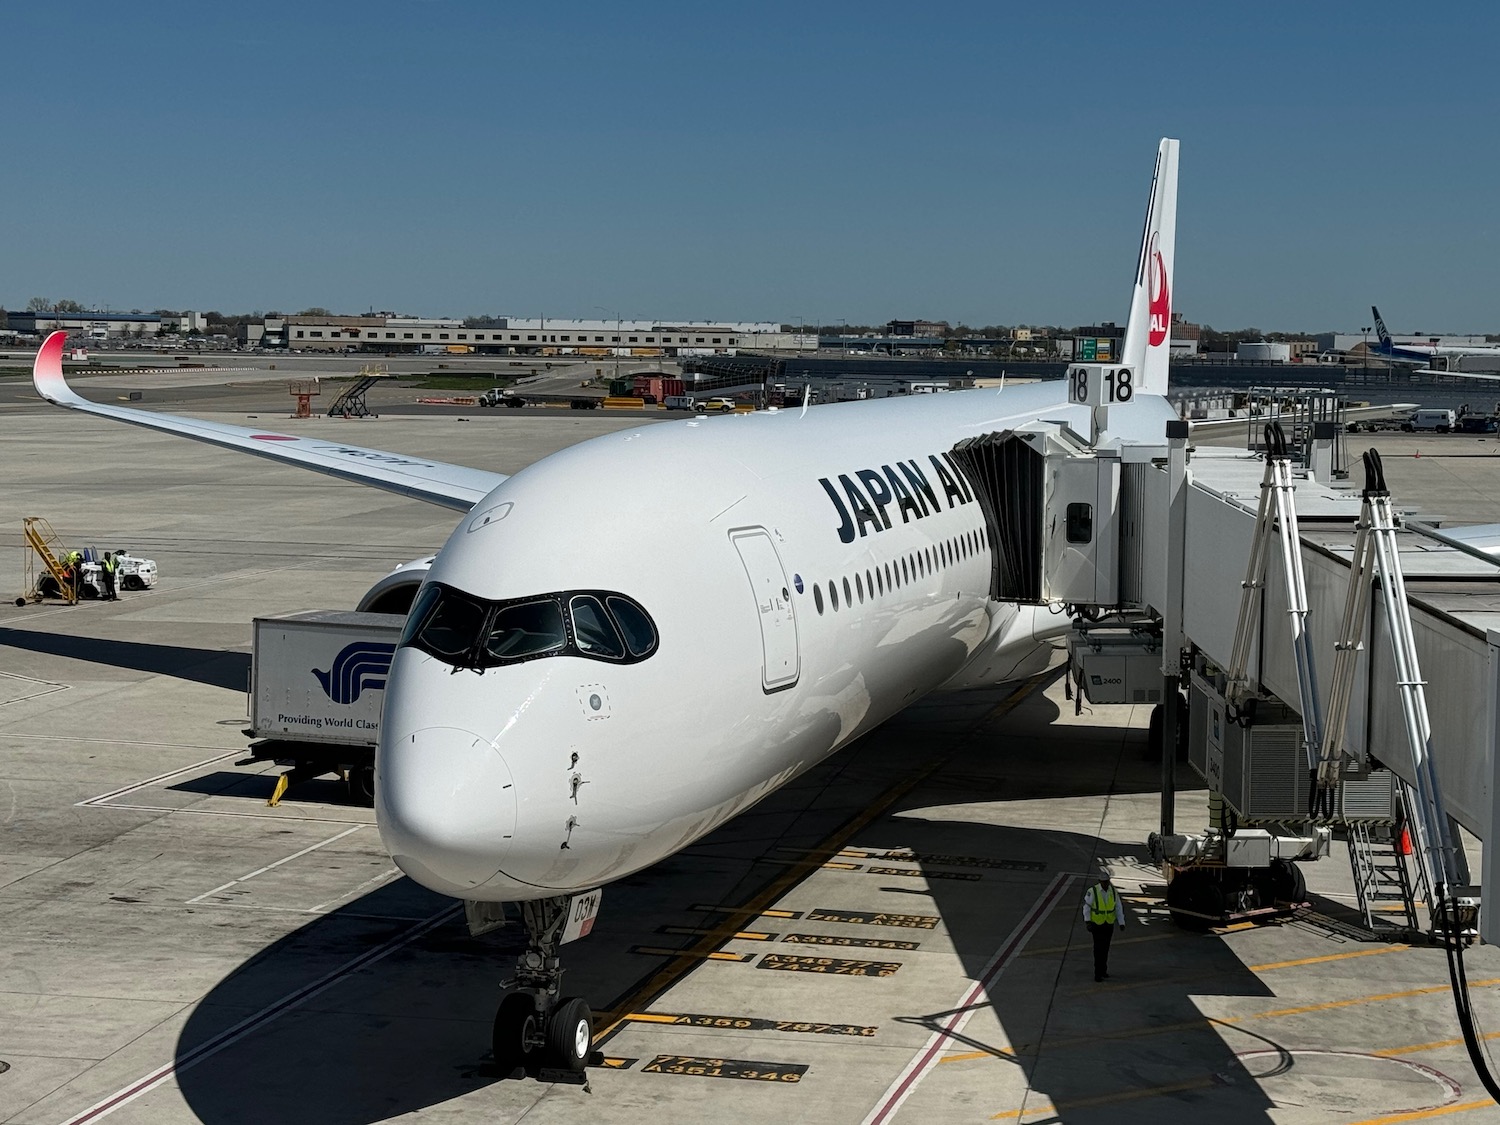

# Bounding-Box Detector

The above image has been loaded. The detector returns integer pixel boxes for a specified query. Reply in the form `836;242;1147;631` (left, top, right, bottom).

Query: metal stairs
327;366;385;418
1347;812;1420;936
20;516;76;605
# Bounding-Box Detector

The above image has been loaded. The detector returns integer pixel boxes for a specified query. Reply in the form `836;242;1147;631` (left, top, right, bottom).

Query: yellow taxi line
1246;977;1500;1024
1375;1029;1500;1058
990;1083;1492;1123
987;1028;1500;1121
1061;942;1411;997
940;977;1500;1064
1345;1100;1496;1124
1250;944;1409;972
1021;930;1180;957
989;1076;1218;1120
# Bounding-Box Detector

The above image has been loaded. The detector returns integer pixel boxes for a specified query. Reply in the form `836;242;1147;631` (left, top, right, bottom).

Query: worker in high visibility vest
1082;873;1125;982
101;552;118;601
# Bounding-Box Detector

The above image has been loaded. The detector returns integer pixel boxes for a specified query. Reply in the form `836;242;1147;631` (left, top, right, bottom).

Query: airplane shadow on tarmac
865;711;1279;1120
169;679;1280;1124
0;627;250;691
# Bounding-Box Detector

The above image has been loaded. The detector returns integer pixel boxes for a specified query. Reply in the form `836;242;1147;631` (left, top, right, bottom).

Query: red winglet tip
33;331;70;400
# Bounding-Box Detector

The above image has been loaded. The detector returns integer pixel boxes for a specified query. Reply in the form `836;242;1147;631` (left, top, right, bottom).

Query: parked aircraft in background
1371;305;1500;375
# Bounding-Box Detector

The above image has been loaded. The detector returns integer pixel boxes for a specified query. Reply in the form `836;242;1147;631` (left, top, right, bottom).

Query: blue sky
4;2;1498;333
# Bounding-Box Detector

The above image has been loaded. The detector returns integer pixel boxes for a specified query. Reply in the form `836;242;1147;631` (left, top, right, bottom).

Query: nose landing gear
492;895;601;1084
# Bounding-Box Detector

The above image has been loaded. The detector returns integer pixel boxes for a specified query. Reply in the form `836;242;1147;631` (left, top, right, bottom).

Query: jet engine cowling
357;556;436;615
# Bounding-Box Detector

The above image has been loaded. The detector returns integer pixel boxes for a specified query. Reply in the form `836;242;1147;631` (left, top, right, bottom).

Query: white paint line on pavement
186;824;366;904
57;903;460;1125
861;872;1075;1125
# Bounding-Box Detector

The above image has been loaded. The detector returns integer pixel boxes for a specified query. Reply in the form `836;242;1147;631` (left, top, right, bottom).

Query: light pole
595;306;620;385
1361;325;1371;381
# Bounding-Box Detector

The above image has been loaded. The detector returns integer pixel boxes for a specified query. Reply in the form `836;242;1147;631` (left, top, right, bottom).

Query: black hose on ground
1439;891;1500;1103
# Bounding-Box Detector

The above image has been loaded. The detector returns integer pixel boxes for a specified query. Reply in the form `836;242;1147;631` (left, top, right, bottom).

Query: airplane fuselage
1382;342;1500;362
377;384;1177;902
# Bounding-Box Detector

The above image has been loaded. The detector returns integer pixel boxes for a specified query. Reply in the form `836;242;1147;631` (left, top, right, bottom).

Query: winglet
33;331;85;406
1119;138;1179;396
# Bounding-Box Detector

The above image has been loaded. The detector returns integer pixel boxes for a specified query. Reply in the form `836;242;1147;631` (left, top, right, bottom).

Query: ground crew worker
1083;873;1125;982
101;552;118;601
65;551;83;599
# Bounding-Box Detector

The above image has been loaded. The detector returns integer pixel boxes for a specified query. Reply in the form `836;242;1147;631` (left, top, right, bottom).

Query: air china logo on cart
313;641;397;704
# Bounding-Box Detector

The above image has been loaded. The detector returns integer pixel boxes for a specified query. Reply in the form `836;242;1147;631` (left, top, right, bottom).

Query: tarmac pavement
2;382;1500;1123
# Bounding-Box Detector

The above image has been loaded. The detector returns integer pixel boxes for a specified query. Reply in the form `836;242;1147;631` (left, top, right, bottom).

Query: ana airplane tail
1120;138;1179;396
1372;306;1393;350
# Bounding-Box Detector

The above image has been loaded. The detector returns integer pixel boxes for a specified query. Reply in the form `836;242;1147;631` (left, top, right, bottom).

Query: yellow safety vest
1089;885;1117;925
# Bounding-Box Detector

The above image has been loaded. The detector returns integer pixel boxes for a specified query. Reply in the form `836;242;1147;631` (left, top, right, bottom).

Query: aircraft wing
31;332;503;512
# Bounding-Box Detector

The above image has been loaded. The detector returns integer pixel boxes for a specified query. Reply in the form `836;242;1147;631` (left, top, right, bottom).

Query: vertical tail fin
1120;138;1179;396
1371;306;1392;349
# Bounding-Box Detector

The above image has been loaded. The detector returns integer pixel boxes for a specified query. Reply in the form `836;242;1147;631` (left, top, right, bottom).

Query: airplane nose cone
377;726;517;898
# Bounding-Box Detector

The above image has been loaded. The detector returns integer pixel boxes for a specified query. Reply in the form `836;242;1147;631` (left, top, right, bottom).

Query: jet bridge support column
1160;420;1190;835
1484;628;1500;945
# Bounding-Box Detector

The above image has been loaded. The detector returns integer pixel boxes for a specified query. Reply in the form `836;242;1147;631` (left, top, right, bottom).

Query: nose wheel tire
493;991;540;1077
545;997;593;1072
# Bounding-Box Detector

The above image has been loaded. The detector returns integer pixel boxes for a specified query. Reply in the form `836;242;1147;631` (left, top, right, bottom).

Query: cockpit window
606;595;657;657
412;587;487;659
401;584;442;647
570;595;625;659
400;582;659;670
487;599;567;661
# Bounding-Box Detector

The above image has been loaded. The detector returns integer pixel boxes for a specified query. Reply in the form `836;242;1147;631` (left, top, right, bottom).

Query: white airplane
30;138;1182;1078
1370;305;1500;375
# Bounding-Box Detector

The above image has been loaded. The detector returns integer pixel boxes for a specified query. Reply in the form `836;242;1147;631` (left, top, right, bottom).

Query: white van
1405;409;1455;433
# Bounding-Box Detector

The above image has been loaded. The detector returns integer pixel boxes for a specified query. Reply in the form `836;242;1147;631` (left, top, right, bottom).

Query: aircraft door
730;528;800;693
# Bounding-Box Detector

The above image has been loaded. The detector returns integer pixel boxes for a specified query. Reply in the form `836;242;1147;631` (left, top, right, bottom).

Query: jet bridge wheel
493;991;541;1077
1166;866;1225;930
1263;857;1306;904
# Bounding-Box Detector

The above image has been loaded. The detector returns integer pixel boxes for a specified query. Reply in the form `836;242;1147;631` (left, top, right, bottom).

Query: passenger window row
810;525;990;616
402;582;659;669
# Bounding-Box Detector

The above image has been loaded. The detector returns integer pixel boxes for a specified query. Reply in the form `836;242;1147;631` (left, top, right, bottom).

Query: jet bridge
952;366;1500;947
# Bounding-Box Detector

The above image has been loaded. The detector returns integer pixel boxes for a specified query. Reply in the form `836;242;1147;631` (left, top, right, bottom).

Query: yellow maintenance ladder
18;517;76;605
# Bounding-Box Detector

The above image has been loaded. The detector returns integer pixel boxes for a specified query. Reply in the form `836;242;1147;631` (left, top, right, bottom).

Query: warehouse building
7;311;163;338
251;314;800;355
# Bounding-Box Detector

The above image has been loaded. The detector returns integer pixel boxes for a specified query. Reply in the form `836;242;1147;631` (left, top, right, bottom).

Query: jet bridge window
1066;502;1094;544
